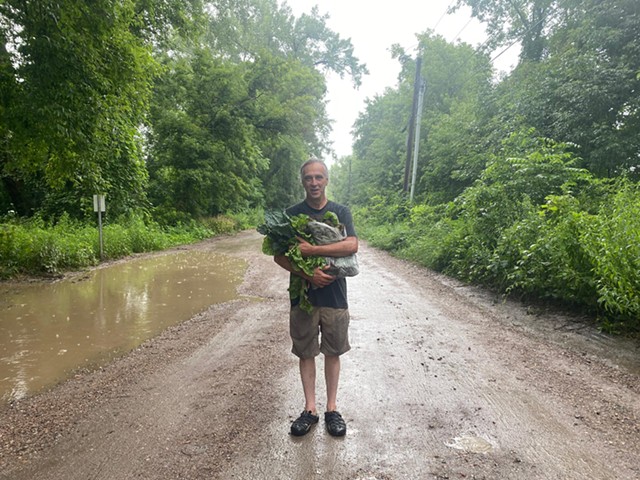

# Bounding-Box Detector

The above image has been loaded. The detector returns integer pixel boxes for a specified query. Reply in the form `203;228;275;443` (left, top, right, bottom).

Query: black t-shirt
286;200;357;309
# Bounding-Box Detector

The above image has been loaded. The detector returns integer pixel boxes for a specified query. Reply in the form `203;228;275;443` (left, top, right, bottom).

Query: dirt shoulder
0;230;289;478
0;230;638;480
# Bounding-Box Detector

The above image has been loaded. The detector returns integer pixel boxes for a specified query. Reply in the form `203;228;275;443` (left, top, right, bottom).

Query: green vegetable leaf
257;209;329;309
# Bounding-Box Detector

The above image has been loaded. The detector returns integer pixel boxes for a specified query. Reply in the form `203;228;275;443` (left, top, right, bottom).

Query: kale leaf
257;210;325;313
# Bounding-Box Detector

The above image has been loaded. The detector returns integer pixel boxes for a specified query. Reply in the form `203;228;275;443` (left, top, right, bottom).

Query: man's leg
324;355;340;412
300;357;317;413
291;357;319;436
290;307;322;436
323;354;346;436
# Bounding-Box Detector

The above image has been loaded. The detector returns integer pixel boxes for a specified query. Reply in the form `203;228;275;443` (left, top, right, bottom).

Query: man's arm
296;236;358;258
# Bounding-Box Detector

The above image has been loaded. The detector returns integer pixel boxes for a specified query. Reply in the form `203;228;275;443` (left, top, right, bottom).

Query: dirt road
1;230;638;480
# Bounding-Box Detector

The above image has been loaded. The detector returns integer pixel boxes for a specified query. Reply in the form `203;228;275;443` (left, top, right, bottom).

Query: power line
432;0;458;31
491;37;521;62
404;2;477;54
452;16;474;41
490;4;561;62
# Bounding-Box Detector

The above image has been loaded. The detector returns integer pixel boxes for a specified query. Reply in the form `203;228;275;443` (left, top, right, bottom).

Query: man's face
301;162;328;202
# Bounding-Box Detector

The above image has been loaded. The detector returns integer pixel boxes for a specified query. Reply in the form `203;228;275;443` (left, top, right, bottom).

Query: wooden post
93;194;106;260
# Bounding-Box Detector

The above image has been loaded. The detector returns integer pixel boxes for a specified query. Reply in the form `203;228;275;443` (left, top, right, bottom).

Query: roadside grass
0;209;263;279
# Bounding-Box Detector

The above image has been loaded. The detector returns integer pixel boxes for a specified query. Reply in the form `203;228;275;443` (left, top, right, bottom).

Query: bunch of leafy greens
257;210;339;312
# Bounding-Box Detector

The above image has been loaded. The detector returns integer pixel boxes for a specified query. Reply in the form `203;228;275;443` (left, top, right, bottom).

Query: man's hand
294;237;334;287
309;266;336;288
275;248;335;288
296;236;315;257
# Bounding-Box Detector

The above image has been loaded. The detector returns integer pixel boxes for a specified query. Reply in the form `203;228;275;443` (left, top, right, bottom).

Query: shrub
492;195;597;306
445;136;592;284
0;214;98;277
0;222;34;277
102;223;134;258
151;207;193;227
581;182;640;331
116;215;168;252
0;212;222;278
226;208;264;230
200;215;238;235
392;203;463;271
352;197;410;253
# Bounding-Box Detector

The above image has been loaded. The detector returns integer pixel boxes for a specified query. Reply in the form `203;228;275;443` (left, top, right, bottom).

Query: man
274;158;358;437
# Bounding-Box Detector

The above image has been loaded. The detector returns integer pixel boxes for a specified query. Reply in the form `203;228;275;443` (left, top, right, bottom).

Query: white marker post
93;194;106;260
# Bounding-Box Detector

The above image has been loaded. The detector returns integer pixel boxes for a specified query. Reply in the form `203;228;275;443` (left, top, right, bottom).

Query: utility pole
347;155;352;206
403;57;422;193
410;79;426;203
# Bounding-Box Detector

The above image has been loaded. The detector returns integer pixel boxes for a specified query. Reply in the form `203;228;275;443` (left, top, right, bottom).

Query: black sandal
324;410;347;437
291;410;319;436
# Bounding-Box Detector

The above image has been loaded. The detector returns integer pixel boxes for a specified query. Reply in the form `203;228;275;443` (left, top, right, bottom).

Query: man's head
300;157;328;180
300;157;329;207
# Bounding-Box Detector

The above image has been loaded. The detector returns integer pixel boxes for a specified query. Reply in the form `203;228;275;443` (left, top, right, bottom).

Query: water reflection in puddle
0;250;245;402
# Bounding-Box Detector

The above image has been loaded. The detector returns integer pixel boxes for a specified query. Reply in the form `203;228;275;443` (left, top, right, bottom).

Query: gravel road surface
1;230;638;480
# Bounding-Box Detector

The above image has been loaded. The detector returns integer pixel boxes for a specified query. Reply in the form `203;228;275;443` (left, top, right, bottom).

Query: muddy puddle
0;250;246;402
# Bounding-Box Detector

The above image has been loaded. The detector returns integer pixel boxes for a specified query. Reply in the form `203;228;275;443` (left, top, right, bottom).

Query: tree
452;0;556;62
343;33;493;207
349;88;411;205
0;0;202;218
205;0;367;87
146;0;368;215
148;49;268;217
411;33;493;204
488;0;640;175
245;53;328;209
328;155;353;206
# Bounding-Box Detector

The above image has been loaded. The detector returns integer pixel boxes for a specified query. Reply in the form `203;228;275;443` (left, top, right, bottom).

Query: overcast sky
283;0;520;160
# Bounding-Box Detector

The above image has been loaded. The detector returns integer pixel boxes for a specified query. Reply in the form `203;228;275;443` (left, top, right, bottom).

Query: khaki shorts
290;306;351;359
